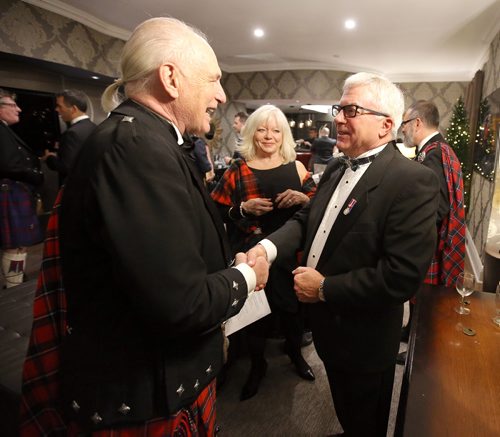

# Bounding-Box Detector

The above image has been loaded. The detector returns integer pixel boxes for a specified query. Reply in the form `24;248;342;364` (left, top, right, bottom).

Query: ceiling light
289;120;296;128
254;28;264;38
344;19;356;30
298;121;304;129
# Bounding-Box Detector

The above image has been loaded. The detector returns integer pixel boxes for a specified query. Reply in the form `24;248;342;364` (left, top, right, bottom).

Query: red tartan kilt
0;179;42;248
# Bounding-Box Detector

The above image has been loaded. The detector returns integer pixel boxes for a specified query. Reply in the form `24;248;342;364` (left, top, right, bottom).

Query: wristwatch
318;278;326;302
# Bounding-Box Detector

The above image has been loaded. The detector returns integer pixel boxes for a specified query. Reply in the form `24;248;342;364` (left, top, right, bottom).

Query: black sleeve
421;147;449;225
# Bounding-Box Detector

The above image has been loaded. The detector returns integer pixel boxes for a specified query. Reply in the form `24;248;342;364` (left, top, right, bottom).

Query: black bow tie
338;152;380;171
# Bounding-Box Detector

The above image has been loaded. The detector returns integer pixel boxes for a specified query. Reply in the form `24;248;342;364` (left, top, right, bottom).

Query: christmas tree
473;98;495;181
446;96;471;210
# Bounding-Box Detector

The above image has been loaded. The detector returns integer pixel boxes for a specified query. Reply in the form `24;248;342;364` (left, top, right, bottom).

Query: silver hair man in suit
248;72;439;436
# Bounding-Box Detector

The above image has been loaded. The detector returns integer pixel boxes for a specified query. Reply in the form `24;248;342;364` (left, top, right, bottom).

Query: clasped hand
292;266;324;303
235;251;269;291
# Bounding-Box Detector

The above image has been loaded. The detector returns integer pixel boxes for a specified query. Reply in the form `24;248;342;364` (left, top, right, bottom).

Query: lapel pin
343;198;357;215
417;151;426;162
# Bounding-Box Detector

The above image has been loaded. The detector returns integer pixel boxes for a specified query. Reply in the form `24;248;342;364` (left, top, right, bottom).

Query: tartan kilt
0;179;42;249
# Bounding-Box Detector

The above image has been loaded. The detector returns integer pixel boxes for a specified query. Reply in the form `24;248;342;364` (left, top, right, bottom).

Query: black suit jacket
417;133;449;225
47;117;96;184
310;136;337;167
59;100;248;430
0;122;43;186
268;143;439;372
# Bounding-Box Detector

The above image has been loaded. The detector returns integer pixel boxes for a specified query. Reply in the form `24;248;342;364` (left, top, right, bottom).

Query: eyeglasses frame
400;117;418;128
331;104;390;118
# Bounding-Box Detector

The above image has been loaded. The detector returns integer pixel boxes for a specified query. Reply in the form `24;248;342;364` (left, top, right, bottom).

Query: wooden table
396;284;500;436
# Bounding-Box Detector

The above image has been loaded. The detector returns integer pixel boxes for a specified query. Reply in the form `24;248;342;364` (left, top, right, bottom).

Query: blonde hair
239;105;297;164
101;17;207;113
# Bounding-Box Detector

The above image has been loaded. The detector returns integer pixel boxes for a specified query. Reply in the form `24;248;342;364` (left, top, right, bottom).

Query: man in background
248;73;439;436
402;100;466;286
399;100;466;361
0;88;43;288
309;124;337;172
42;89;96;185
225;111;248;163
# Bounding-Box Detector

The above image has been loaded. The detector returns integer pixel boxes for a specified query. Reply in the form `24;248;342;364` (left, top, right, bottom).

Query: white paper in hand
224;290;271;336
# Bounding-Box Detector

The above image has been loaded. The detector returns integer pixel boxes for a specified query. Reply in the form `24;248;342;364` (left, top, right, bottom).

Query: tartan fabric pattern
19;190;218;436
0;179;42;249
210;159;316;243
19;189;67;436
422;142;466;286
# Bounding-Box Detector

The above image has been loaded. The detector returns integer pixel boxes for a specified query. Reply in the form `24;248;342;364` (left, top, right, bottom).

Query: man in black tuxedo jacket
249;73;439;436
42;89;96;185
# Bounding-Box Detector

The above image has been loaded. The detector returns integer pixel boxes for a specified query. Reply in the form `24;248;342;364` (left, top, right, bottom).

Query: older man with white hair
249;72;439;436
20;17;268;436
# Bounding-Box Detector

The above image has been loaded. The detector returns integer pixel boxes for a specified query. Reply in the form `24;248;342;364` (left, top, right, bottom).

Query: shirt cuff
233;263;256;295
259;239;277;263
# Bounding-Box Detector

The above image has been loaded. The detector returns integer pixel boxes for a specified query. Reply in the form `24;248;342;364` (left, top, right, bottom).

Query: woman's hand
275;189;309;209
241;198;273;216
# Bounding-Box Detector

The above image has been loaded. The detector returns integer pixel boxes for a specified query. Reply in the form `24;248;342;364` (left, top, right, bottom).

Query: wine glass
493;282;500;326
455;272;475;315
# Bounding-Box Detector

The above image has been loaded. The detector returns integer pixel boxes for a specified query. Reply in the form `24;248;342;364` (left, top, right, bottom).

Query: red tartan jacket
418;140;466;286
211;159;316;253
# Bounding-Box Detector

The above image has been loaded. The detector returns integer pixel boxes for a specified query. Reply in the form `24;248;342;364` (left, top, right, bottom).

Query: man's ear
159;63;180;99
379;117;394;138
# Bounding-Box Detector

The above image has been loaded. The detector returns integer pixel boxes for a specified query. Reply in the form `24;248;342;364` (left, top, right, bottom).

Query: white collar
417;131;440;152
70;115;89;125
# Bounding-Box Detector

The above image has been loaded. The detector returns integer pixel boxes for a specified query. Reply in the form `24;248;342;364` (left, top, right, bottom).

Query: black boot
240;357;267;401
240;335;267;401
281;311;315;381
285;341;315;381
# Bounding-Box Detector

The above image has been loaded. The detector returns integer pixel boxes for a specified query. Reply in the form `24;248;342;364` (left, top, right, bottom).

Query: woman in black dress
211;105;316;400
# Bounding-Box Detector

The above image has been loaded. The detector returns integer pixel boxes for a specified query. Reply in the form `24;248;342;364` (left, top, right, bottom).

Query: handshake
235;244;325;302
234;244;269;291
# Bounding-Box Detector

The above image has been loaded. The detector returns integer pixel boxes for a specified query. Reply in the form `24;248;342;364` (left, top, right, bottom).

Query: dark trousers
324;363;396;437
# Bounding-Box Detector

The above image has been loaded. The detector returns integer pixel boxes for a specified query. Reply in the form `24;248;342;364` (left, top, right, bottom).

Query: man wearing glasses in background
0;88;43;288
398;100;466;363
248;72;439;436
401;100;466;286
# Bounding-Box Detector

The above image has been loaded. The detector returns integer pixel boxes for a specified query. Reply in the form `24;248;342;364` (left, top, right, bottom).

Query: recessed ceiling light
91;75;99;80
344;19;356;30
254;28;264;38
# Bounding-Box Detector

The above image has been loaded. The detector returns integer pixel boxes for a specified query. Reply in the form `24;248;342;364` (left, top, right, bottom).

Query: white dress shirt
260;143;388;271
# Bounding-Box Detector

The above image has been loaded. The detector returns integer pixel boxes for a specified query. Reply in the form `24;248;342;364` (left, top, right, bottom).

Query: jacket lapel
112;101;232;264
179;142;233;263
310;143;398;270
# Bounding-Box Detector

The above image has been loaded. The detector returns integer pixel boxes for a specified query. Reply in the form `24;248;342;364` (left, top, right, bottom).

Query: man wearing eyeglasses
0;88;43;288
248;72;439;436
401;100;466;287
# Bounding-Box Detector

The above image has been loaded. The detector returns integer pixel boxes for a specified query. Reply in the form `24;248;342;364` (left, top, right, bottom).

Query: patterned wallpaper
0;0;122;78
2;0;499;263
483;30;500;101
217;70;467;156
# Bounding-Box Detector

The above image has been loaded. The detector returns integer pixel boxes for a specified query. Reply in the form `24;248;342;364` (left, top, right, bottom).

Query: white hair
101;17;207;113
344;72;404;138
